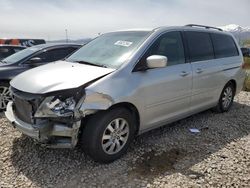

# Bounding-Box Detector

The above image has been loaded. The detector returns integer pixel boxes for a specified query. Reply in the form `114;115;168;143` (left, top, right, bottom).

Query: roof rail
185;24;223;31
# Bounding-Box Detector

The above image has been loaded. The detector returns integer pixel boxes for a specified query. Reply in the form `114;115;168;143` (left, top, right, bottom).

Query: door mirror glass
146;55;168;69
28;57;42;64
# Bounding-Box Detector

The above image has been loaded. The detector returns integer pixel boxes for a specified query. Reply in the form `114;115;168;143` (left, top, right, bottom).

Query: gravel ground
0;92;250;188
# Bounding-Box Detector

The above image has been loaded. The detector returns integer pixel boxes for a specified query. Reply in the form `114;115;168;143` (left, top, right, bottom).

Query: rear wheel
213;82;235;113
0;82;11;111
81;107;136;163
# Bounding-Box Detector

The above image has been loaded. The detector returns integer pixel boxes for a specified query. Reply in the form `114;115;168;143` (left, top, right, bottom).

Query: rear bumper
5;101;81;148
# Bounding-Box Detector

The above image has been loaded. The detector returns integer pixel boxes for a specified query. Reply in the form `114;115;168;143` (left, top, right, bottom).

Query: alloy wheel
222;86;233;109
102;118;129;155
0;86;12;110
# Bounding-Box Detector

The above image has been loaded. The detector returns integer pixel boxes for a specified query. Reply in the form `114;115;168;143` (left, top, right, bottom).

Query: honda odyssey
5;24;245;163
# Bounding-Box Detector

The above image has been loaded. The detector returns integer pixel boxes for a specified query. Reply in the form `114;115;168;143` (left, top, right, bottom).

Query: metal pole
65;29;68;43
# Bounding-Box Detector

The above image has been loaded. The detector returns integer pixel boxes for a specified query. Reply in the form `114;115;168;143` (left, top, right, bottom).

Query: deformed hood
10;61;115;94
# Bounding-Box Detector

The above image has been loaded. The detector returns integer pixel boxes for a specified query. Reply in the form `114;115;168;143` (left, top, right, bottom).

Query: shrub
244;70;250;91
243;57;250;69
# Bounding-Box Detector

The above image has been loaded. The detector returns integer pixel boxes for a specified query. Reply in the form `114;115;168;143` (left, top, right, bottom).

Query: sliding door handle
180;71;189;77
196;68;204;73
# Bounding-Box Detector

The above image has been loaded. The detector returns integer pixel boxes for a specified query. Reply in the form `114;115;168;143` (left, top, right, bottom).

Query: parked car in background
0;39;46;47
241;47;250;57
0;45;26;60
5;25;245;163
241;47;250;69
0;43;82;110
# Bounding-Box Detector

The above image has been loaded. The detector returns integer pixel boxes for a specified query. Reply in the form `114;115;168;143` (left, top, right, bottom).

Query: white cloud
0;0;249;40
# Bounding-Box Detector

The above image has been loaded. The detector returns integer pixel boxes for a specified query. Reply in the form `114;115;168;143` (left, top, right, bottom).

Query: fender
78;89;115;116
0;66;28;81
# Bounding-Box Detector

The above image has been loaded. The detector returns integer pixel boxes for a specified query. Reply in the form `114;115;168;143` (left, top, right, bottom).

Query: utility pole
65;29;69;43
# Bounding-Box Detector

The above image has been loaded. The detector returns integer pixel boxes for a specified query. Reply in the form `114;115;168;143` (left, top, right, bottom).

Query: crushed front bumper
5;102;81;148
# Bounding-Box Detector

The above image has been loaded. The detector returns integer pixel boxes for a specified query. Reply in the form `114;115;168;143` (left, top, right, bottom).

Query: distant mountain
220;24;250;32
219;24;250;44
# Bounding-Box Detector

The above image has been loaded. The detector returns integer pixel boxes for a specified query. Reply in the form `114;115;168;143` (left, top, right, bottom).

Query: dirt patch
129;149;185;178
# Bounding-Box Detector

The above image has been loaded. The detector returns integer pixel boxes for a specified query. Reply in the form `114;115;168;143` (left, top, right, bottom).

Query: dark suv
0;45;26;60
241;47;250;57
0;43;82;110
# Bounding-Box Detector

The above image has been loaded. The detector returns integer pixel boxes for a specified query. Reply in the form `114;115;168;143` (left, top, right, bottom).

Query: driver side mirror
28;57;42;64
146;55;168;69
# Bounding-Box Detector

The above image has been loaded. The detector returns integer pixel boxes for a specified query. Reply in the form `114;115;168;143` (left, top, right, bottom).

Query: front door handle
196;68;204;74
180;71;189;77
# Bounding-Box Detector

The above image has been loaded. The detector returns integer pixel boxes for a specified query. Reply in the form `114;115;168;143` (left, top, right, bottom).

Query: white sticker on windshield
114;40;133;47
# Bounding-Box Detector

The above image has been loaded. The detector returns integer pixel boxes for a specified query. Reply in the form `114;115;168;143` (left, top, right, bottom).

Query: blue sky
0;0;249;40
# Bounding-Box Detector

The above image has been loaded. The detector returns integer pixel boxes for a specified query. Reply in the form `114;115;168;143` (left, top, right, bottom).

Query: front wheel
0;82;12;111
81;107;136;163
213;82;235;113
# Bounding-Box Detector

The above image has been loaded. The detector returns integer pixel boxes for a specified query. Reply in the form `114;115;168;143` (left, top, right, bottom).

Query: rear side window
185;31;214;62
211;33;239;58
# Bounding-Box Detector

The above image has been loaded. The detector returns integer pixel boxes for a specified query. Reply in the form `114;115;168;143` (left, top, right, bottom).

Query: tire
213;82;235;113
81;107;136;163
0;82;11;111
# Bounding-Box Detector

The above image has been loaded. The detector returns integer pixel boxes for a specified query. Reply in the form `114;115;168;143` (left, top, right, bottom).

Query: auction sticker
114;40;133;47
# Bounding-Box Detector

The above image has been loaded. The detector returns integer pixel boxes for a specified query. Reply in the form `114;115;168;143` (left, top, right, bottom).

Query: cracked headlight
35;96;77;117
48;97;76;113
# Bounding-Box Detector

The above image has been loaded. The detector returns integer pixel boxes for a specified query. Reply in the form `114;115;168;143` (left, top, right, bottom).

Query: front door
135;31;192;131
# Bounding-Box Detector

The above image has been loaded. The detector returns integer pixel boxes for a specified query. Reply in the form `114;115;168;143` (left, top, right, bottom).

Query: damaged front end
5;86;86;148
5;84;116;148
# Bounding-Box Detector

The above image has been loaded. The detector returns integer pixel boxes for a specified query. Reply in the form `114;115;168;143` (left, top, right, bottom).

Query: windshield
66;31;150;69
1;47;40;64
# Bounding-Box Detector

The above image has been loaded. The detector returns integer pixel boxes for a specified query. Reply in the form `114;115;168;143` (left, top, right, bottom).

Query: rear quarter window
185;31;214;62
211;33;239;58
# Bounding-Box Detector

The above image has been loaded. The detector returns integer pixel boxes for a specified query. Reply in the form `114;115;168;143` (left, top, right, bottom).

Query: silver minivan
5;25;245;163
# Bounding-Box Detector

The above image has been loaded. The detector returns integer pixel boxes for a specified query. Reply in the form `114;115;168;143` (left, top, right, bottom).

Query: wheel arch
79;90;141;135
108;102;141;135
228;79;237;93
0;79;10;84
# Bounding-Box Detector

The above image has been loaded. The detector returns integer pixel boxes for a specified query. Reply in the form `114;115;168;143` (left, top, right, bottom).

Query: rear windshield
66;31;150;69
13;47;25;53
1;46;40;64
